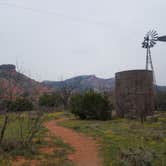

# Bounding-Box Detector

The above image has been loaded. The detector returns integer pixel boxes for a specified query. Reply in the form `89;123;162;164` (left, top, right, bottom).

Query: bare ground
45;120;102;166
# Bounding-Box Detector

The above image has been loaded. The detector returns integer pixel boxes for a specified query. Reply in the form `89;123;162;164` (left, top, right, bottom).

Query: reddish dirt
13;156;38;166
12;156;27;166
45;120;102;166
39;147;54;154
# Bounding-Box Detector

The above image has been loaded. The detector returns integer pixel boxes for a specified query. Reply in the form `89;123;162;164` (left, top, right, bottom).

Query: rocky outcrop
0;64;16;71
0;64;51;100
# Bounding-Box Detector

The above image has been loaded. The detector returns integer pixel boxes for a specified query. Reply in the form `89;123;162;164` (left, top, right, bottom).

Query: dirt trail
45;120;102;166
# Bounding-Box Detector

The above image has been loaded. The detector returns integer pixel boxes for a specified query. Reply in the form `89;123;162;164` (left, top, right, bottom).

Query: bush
39;93;62;108
69;91;112;120
155;91;166;111
119;147;156;166
7;98;33;112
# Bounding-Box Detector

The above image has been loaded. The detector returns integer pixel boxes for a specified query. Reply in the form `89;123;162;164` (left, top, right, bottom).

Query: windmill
142;30;166;83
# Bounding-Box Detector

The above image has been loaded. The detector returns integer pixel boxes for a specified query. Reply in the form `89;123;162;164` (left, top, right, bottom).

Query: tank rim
115;69;152;76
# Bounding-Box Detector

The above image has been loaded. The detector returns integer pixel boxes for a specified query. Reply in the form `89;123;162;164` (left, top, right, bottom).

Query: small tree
70;91;112;120
57;82;74;109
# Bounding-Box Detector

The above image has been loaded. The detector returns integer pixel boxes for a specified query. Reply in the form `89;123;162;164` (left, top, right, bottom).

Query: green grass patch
59;112;166;166
43;111;74;121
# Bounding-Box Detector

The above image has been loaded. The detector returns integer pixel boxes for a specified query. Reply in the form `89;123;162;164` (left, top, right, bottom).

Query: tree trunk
0;114;8;144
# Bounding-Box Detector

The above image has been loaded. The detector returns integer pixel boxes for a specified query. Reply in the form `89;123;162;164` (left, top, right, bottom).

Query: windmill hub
142;30;158;49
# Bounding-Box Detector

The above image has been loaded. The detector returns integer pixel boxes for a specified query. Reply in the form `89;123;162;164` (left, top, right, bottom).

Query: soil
39;147;54;154
45;119;102;166
12;156;38;166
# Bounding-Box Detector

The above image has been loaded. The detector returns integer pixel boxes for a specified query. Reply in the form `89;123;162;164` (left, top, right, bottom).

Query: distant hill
0;64;50;100
1;64;165;100
157;86;166;92
43;75;166;93
43;75;115;92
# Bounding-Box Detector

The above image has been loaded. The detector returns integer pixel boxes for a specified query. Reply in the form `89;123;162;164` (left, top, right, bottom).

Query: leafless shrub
119;147;156;166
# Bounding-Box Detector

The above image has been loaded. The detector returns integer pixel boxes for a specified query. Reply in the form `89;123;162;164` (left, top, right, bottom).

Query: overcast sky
0;0;166;85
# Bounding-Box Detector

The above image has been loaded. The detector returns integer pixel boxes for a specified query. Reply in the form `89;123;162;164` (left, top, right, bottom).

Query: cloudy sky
0;0;166;85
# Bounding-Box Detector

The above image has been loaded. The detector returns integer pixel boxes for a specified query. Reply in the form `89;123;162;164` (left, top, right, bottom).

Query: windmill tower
142;30;166;84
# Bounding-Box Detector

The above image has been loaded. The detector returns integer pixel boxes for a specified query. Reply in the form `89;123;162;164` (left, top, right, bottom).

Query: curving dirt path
45;120;102;166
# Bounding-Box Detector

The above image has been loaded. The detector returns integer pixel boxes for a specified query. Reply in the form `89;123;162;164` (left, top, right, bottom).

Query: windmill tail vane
158;36;166;42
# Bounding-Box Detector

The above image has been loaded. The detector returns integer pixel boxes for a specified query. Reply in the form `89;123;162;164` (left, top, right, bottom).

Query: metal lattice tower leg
148;48;156;85
146;47;149;70
145;47;156;86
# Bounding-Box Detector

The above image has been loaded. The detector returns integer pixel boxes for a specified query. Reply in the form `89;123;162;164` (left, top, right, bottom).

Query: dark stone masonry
115;70;154;119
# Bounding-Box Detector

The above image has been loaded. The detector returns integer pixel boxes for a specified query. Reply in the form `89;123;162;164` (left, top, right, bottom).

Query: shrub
39;93;62;108
69;91;112;120
119;147;156;166
7;98;33;112
155;91;166;111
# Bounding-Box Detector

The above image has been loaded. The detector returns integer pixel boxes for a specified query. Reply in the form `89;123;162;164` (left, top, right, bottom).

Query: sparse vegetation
0;112;44;149
0;112;74;166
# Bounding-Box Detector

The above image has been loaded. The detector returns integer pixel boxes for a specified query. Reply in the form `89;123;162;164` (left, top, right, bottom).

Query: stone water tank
115;70;154;119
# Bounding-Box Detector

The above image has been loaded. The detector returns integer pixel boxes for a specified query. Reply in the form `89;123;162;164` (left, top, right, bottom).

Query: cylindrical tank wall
115;70;154;119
